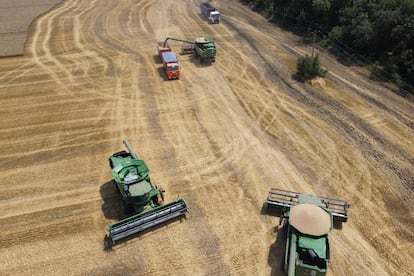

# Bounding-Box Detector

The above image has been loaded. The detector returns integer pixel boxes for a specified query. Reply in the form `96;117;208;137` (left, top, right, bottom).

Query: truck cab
165;62;180;79
208;11;220;24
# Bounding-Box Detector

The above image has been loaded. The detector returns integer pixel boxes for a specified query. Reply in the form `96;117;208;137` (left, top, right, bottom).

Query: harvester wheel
113;181;120;193
157;187;165;202
156;193;164;205
103;235;113;251
122;198;133;214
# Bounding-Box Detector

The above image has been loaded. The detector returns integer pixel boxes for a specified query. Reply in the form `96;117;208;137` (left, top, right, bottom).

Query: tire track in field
30;0;77;87
153;5;298;273
223;8;414;198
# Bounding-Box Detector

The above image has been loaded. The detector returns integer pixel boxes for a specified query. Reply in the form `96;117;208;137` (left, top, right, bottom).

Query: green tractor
265;188;350;276
163;37;216;63
106;139;188;245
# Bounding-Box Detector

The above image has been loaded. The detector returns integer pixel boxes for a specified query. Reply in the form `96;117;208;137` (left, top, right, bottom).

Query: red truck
156;41;180;80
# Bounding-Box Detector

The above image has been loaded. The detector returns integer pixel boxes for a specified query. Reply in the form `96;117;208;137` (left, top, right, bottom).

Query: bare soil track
0;0;413;275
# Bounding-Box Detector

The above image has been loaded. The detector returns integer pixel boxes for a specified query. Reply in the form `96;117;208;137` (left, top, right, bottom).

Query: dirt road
0;0;413;275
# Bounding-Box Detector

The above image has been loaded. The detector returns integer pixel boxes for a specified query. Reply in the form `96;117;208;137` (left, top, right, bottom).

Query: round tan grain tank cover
289;203;331;236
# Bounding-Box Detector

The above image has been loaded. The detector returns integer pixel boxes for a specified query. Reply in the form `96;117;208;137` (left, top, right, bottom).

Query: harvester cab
105;140;188;245
265;188;350;276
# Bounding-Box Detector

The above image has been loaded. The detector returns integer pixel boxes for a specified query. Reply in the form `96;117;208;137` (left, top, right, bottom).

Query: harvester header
266;188;350;222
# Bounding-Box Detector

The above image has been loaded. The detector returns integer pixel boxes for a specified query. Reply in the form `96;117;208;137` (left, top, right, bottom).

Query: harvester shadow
177;52;213;67
268;221;288;276
262;203;287;275
333;220;344;230
194;58;215;67
100;180;125;221
268;223;288;276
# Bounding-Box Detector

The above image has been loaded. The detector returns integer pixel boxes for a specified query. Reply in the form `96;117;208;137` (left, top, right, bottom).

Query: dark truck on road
200;2;220;24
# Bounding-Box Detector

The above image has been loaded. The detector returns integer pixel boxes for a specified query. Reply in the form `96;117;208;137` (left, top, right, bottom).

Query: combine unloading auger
105;140;188;246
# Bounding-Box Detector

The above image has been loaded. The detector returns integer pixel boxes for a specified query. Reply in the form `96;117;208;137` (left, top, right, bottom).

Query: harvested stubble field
0;0;413;275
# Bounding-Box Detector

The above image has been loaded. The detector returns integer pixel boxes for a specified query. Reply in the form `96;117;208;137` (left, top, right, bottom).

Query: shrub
296;54;327;80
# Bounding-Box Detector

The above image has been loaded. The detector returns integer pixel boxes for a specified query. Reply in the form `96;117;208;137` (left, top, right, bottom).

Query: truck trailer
156;41;180;80
200;2;220;24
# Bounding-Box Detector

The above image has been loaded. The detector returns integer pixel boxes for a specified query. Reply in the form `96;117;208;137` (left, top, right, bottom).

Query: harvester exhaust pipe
123;139;139;160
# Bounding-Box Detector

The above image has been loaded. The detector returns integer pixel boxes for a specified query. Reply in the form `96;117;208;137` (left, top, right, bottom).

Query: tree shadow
291;72;305;83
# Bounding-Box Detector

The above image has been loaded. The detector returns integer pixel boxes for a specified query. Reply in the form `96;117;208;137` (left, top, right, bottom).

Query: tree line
242;0;414;93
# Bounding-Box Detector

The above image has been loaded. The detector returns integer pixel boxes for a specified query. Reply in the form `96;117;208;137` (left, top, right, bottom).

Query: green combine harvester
106;140;188;245
265;188;350;276
163;36;216;63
